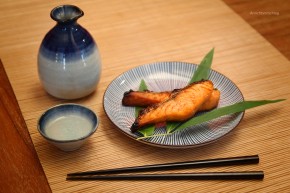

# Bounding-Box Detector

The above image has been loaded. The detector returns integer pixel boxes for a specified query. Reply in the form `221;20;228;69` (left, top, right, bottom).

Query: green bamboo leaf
135;79;147;117
138;125;155;137
189;48;214;83
136;79;155;137
171;99;285;133
165;48;214;133
139;79;147;90
165;122;181;133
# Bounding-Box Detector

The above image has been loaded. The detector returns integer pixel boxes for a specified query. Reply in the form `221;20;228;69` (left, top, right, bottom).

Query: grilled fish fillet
122;88;220;111
122;90;173;107
199;89;220;111
130;80;214;132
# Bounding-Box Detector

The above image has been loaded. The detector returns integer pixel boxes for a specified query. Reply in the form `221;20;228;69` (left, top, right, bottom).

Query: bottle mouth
50;5;84;23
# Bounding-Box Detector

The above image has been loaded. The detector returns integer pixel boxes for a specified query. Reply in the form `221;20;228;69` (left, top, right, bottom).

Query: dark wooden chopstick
66;171;264;181
67;155;259;176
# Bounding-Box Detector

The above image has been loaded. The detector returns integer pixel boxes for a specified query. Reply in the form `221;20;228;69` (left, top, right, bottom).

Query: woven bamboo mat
1;0;290;192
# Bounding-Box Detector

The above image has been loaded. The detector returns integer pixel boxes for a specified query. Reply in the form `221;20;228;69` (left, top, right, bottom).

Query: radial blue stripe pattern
103;62;244;148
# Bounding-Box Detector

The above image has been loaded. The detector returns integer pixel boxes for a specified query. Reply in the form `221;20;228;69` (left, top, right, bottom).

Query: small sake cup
38;103;98;151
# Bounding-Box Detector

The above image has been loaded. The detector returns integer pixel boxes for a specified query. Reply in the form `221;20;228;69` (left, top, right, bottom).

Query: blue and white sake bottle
38;5;101;99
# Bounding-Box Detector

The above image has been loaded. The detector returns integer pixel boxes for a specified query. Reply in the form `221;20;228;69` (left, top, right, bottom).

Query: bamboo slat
0;0;290;192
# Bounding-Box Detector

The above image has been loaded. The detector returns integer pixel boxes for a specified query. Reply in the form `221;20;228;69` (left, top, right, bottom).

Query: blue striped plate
103;62;244;148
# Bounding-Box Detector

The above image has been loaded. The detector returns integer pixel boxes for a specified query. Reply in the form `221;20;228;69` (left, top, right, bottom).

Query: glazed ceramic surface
38;5;101;99
103;62;244;148
38;103;99;151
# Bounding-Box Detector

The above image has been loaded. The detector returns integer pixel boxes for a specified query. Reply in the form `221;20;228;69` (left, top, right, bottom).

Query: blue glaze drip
40;22;95;56
39;5;96;57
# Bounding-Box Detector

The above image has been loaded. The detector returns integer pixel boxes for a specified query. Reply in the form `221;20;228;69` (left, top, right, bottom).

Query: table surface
1;0;290;192
223;0;290;60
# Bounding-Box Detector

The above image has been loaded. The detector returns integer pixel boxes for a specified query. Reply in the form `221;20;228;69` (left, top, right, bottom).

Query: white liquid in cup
44;114;93;141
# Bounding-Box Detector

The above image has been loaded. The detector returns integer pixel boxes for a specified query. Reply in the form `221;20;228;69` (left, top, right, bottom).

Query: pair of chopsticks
66;155;264;181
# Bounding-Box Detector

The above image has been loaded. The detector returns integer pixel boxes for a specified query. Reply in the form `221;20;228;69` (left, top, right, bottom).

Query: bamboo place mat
1;0;290;192
223;0;290;60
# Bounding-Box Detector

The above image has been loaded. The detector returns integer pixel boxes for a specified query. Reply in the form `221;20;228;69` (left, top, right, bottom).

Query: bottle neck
54;21;80;32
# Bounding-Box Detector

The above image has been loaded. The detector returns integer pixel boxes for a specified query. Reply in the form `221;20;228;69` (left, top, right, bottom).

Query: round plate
103;62;244;148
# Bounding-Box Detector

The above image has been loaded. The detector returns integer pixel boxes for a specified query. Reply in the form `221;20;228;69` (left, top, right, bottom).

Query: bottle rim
50;5;84;23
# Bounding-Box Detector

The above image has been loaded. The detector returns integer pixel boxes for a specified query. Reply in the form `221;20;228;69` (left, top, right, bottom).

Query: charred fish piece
122;88;220;111
122;90;173;107
130;80;214;132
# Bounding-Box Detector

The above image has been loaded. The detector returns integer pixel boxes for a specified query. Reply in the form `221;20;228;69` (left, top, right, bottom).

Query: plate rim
103;61;245;148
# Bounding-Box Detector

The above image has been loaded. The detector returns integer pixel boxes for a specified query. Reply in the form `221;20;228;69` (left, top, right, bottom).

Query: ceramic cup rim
37;103;99;143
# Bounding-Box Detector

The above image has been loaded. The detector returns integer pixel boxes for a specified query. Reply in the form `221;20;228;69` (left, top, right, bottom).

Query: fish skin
130;80;214;132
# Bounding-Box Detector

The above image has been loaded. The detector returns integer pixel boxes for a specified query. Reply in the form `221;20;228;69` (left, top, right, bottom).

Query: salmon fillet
122;88;220;111
122;90;173;107
130;80;214;132
199;89;220;111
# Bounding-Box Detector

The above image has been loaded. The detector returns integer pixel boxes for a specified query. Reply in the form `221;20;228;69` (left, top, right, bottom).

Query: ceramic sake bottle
38;5;101;99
